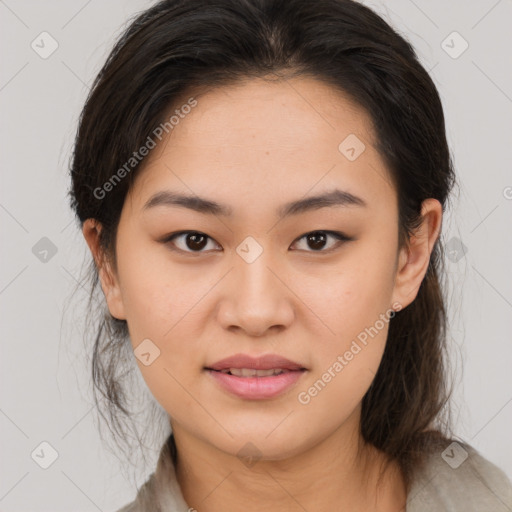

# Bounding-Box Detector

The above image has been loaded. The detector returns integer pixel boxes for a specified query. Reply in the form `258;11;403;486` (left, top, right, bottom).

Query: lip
206;353;305;371
205;368;307;400
204;353;307;400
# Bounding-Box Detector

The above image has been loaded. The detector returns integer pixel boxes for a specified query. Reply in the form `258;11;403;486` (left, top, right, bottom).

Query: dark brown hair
68;0;457;489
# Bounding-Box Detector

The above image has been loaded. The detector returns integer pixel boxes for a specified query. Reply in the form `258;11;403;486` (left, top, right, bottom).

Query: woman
69;0;512;510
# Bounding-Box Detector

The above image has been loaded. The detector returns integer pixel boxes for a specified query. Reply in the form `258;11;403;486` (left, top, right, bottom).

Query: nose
216;249;295;337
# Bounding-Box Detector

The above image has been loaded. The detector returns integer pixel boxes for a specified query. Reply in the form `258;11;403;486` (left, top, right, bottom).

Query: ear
82;218;126;320
391;198;443;310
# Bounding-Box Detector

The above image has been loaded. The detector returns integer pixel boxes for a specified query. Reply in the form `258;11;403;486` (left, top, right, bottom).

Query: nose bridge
234;238;280;302
220;237;294;334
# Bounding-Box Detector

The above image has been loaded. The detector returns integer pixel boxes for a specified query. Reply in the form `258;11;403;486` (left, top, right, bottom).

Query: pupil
187;233;207;250
308;232;326;250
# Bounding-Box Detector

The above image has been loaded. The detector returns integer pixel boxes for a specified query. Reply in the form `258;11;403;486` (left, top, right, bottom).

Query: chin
212;428;307;463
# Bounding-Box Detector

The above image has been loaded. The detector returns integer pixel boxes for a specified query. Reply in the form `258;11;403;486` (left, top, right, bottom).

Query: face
84;76;441;461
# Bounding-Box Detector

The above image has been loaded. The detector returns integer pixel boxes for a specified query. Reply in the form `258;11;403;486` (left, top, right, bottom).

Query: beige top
116;435;512;511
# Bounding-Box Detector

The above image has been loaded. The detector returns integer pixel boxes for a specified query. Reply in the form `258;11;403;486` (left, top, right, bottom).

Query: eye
162;230;351;255
290;230;351;253
164;231;221;254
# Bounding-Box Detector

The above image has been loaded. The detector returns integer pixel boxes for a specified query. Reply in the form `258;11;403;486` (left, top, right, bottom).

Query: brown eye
185;233;208;250
163;230;351;255
165;231;220;253
291;231;350;252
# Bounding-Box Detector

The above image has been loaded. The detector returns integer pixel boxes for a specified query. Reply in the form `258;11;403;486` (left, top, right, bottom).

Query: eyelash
161;230;352;255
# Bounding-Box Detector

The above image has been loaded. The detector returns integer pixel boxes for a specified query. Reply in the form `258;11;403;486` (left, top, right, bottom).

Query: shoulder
112;434;191;512
113;475;157;512
406;441;512;512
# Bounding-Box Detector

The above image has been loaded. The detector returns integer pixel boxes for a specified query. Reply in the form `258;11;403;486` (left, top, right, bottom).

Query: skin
83;76;442;511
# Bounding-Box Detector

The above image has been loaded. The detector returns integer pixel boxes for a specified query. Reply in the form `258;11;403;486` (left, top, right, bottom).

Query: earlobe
391;198;443;310
82;219;127;320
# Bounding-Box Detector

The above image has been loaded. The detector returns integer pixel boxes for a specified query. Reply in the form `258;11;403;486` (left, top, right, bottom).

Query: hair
68;0;457;491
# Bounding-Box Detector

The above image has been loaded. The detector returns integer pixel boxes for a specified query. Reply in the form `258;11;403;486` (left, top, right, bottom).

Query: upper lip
206;353;306;371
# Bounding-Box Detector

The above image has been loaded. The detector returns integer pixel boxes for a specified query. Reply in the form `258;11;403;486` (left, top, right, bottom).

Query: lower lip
205;369;306;400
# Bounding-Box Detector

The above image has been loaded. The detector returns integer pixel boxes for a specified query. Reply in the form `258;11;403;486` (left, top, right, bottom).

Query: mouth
204;361;307;399
204;353;307;399
207;368;305;377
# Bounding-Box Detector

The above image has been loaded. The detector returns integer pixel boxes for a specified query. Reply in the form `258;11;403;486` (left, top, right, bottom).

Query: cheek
298;241;396;389
295;331;386;441
304;251;396;338
297;275;393;421
116;243;198;340
121;266;202;412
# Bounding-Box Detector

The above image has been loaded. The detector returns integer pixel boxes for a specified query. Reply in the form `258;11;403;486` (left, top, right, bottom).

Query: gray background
1;0;511;510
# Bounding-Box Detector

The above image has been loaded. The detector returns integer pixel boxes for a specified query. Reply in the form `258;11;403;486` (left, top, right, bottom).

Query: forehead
127;77;396;217
162;76;376;151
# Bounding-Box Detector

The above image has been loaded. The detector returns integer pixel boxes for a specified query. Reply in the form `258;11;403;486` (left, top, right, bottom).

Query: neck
172;410;406;512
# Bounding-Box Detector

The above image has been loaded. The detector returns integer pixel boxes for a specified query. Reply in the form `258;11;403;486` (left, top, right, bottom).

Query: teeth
220;368;288;377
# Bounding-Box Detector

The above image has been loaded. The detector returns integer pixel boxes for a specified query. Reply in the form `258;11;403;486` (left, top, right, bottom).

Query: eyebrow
142;188;367;217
